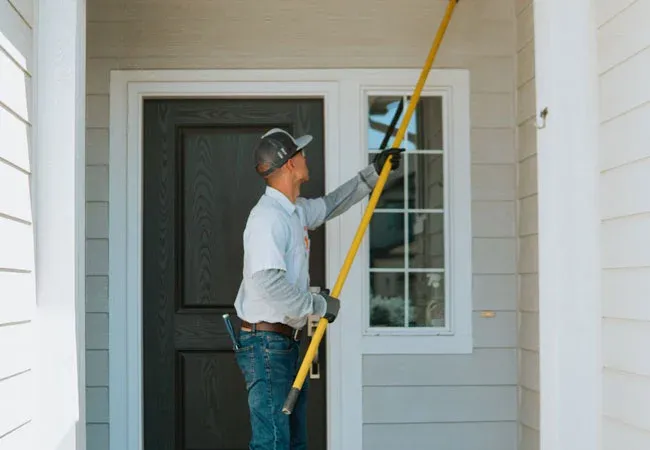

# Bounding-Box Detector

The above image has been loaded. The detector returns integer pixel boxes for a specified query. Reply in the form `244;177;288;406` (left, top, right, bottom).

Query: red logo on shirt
304;227;309;251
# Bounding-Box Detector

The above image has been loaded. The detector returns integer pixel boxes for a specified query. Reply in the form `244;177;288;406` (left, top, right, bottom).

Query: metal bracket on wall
536;107;549;129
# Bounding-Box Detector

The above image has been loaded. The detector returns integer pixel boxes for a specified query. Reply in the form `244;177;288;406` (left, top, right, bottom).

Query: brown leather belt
241;320;301;340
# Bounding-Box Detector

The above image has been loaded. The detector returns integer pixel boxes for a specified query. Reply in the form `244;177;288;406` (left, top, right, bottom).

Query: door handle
307;314;321;379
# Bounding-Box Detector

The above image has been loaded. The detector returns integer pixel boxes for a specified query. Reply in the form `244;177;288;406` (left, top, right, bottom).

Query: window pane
367;95;444;150
368;152;443;211
408;154;443;209
369;272;405;327
369;213;405;268
408;272;445;327
415;96;444;150
366;94;447;331
408;212;444;269
367;96;416;150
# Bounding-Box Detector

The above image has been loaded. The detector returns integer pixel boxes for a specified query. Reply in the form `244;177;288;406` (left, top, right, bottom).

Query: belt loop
251;323;257;334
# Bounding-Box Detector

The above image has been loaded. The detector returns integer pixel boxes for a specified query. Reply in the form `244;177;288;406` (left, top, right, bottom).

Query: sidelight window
361;76;472;354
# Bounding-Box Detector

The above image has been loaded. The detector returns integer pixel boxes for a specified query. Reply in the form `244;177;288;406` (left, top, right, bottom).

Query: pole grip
282;387;301;415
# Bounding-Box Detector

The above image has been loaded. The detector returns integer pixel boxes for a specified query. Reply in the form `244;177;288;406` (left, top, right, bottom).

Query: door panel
180;127;271;310
142;98;326;450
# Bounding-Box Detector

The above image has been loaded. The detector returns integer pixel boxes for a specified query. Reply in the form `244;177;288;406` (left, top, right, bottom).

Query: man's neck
268;180;300;203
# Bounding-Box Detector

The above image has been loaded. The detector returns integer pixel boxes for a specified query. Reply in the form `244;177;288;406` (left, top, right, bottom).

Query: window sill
361;333;473;354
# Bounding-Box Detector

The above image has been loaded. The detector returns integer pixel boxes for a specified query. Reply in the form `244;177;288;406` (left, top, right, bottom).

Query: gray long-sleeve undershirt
321;164;380;222
250;163;401;327
251;269;327;328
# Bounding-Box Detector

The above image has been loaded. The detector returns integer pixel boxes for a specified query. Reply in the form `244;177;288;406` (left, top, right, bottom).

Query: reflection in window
369;212;404;269
369;272;405;327
408;212;444;269
367;96;443;150
367;95;446;328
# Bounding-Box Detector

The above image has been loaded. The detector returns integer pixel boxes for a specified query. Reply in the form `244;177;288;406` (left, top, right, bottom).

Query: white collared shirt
234;186;327;326
234;163;389;328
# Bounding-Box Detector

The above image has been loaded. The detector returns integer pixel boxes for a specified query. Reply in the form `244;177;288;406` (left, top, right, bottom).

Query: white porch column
533;1;601;450
33;0;86;449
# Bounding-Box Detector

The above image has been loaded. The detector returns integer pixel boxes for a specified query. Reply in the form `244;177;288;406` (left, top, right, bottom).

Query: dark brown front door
142;98;327;450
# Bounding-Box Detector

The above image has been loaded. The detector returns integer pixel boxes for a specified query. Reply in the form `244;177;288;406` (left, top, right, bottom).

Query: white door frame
109;69;357;450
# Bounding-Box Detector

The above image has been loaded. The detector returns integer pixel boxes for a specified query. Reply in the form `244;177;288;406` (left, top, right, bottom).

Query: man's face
289;150;309;183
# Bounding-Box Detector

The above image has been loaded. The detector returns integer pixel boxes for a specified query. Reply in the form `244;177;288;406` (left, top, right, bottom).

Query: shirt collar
265;186;296;215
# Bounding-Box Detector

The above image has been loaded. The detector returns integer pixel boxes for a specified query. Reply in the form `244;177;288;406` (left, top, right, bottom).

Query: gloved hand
319;290;340;323
373;147;405;175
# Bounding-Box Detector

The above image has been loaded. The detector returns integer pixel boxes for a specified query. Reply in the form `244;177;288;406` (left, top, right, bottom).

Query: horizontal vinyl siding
516;1;539;449
0;106;30;172
0;0;35;447
87;0;515;63
598;1;650;449
603;416;650;450
603;319;650;377
364;386;517;423
362;349;517;446
0;371;33;441
0;0;32;72
597;0;650;74
0;421;32;449
0;272;35;325
364;422;517;450
87;0;518;448
602;268;650;321
363;349;517;387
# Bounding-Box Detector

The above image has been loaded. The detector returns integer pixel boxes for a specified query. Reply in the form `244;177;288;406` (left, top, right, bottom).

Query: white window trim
356;72;472;354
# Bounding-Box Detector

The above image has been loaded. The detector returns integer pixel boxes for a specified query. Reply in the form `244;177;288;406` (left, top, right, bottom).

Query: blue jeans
235;330;310;450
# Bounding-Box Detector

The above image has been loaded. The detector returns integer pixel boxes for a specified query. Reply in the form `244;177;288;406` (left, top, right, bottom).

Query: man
234;127;403;450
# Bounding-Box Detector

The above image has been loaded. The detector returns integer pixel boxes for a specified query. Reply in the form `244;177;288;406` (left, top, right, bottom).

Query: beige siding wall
0;0;36;447
515;1;539;450
86;0;518;448
598;1;650;448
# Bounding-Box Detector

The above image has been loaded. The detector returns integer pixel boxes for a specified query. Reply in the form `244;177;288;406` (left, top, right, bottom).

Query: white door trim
109;69;357;450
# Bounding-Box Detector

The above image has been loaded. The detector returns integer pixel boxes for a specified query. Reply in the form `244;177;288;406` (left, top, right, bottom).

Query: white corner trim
33;0;86;448
533;1;602;450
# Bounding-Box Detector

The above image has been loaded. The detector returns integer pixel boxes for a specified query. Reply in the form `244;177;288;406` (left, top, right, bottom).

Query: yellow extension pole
282;0;460;415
